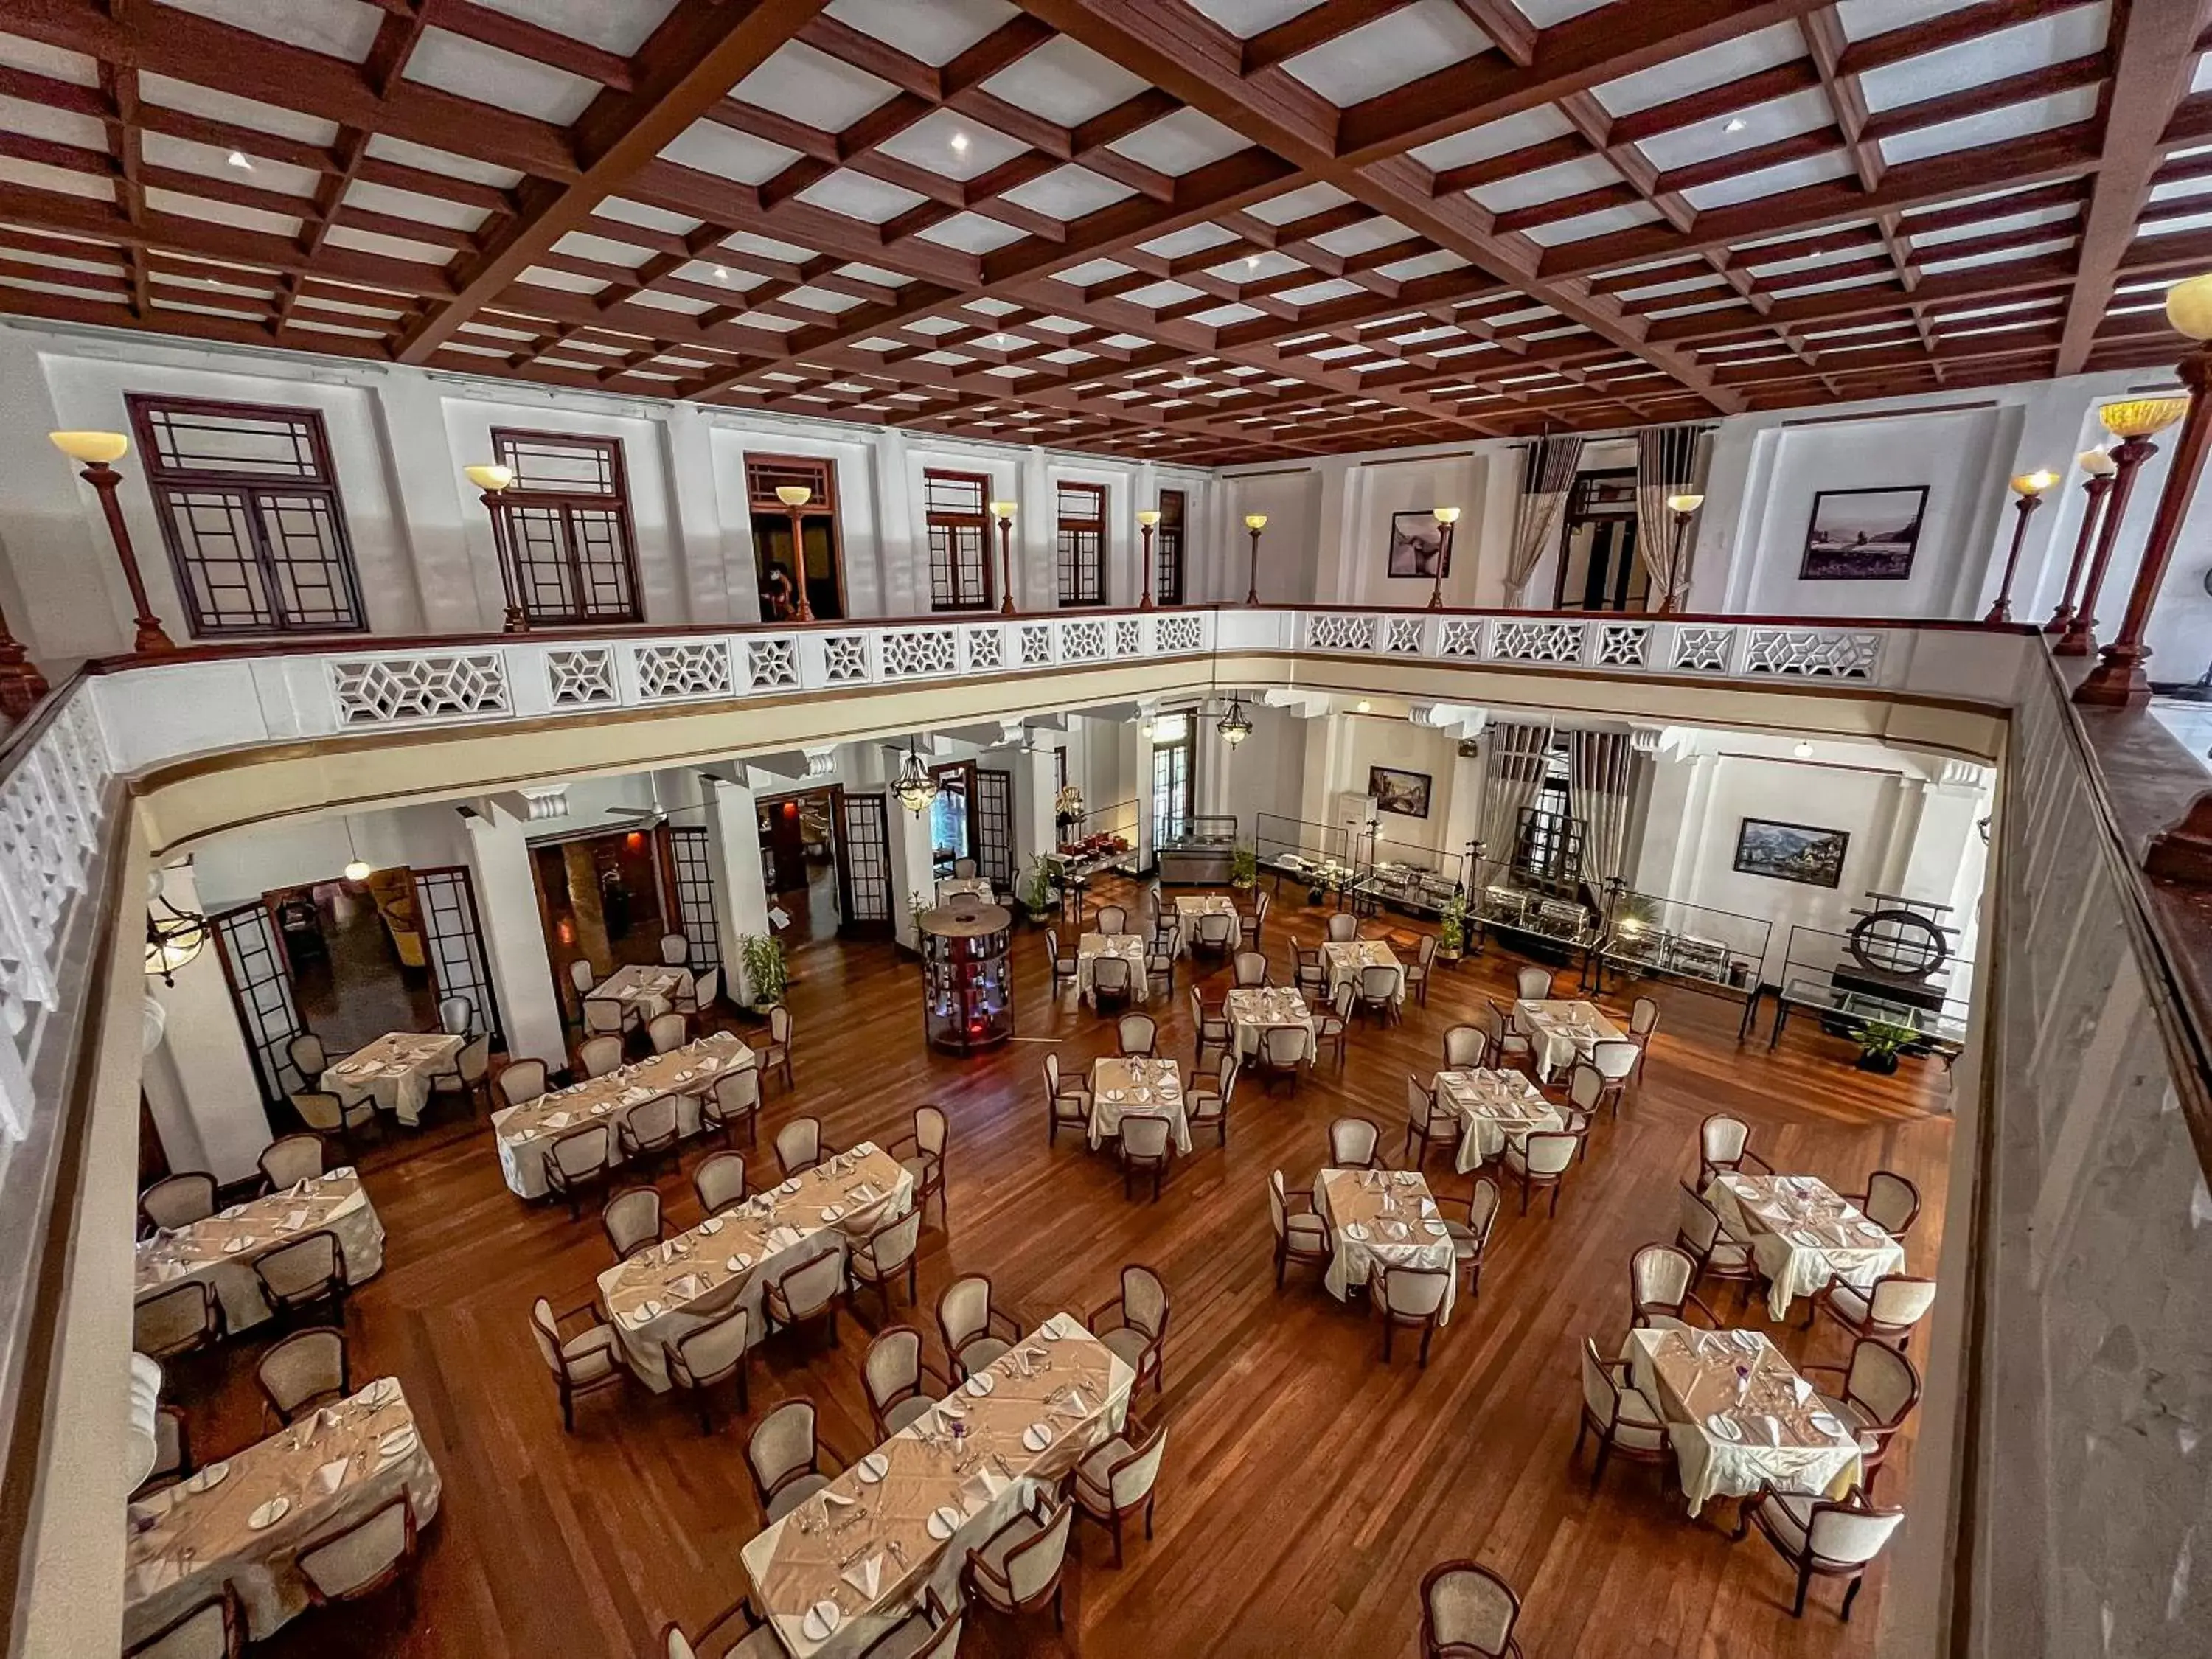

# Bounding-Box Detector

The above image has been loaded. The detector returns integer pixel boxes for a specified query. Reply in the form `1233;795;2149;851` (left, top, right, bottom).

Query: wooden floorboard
173;881;1952;1658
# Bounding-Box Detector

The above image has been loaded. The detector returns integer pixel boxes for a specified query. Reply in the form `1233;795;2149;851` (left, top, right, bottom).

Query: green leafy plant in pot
1854;1018;1916;1075
737;933;786;1013
1438;891;1468;960
1230;845;1258;889
1019;854;1054;922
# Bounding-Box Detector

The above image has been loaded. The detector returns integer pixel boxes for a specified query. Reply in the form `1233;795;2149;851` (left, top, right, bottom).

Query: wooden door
411;865;505;1046
975;768;1014;891
838;790;894;934
212;901;307;1104
658;824;723;970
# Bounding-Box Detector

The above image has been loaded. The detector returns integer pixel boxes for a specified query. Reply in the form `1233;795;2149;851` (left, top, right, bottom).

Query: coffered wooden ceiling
3;1;2211;463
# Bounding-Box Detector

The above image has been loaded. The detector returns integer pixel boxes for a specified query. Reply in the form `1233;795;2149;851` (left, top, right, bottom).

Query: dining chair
136;1404;192;1500
124;1587;241;1659
679;964;723;1034
256;1326;348;1427
1116;1012;1158;1057
692;1150;748;1217
1514;965;1554;1000
702;1067;762;1150
1564;1062;1605;1161
1674;1182;1764;1310
1446;1178;1501;1299
1574;1336;1670;1492
1043;1054;1091;1147
616;1092;682;1179
953;858;978;878
1268;1169;1332;1289
891;1104;949;1231
1072;1413;1169;1566
437;994;475;1037
495;1057;549;1110
1378;1265;1451;1366
1356;961;1400;1024
296;1493;419;1607
1732;1485;1905;1621
1442;1023;1489;1069
1326;912;1360;942
254;1229;348;1323
134;1281;223;1363
529;1295;624;1431
1629;1242;1718;1332
1047;928;1079;997
937;1274;1022;1380
577;1032;625;1079
1629;995;1661;1080
1194;910;1237;959
1144;922;1177;998
567;959;596;1001
764;1247;847;1348
746;1397;844;1524
1190;987;1232;1071
658;931;689;967
1293;939;1326;999
428;1031;493;1117
751;1004;796;1091
1801;1338;1922;1494
647;1012;689;1056
1090;952;1135;1012
544;1123;614;1220
257;1133;326;1194
582;998;627;1046
774;1116;828;1177
1697;1113;1770;1186
1590;1039;1638;1116
1477;999;1534;1072
1259;1020;1310;1088
285;1030;328;1080
849;1207;925;1318
291;1088;377;1150
964;1492;1077;1631
1186;1051;1238;1147
1089;1262;1170;1394
1419;1559;1524;1658
1311;981;1352;1070
1809;1273;1939;1351
140;1172;218;1234
663;1291;751;1435
1240;888;1270;951
602;1186;664;1262
1503;1132;1578;1217
1328;1115;1381;1170
1096;903;1129;935
1402;933;1440;1006
659;1597;783;1659
1846;1169;1922;1238
1118;1113;1174;1200
1231;950;1269;988
1402;1072;1460;1169
863;1325;950;1441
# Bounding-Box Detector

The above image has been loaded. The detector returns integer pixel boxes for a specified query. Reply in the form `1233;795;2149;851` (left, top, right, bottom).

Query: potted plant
907;891;933;958
737;933;786;1013
1019;854;1054;923
1854;1018;1916;1074
1230;845;1258;890
1438;890;1468;962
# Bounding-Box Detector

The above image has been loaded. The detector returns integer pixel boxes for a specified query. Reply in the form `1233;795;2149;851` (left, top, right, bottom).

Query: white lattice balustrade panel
1385;616;1425;655
1439;619;1484;658
1593;623;1651;668
1019;625;1053;667
746;638;797;690
545;648;616;707
1155;614;1203;654
1489;621;1583;664
882;628;956;678
331;653;509;725
1670;627;1733;674
824;635;869;683
1744;628;1881;680
1061;620;1106;662
1309;613;1377;652
965;628;1004;672
635;641;731;700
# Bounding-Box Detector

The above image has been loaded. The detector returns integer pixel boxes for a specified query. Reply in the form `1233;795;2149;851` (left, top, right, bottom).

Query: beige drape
1478;722;1551;874
1503;436;1585;607
1635;424;1705;610
1567;730;1636;888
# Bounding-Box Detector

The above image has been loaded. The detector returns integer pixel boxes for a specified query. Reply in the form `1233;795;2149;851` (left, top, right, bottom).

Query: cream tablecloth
1224;986;1316;1063
122;1377;441;1644
936;877;995;905
598;1144;911;1391
592;964;692;1023
321;1032;462;1128
741;1319;1132;1658
1086;1057;1189;1152
1623;1327;1863;1513
1435;1068;1562;1173
1172;894;1239;954
1323;939;1402;1004
1514;999;1622;1082
491;1032;756;1200
1075;932;1147;1005
134;1170;384;1334
1705;1174;1907;1321
1312;1169;1457;1323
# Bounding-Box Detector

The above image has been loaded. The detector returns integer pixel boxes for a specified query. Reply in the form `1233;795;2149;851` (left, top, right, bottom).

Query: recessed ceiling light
950;132;970;153
1724;118;1746;133
226;149;253;170
713;265;728;281
1792;740;1814;759
1246;255;1260;271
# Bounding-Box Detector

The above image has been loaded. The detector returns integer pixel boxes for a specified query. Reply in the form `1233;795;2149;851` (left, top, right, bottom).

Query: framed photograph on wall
1387;511;1448;580
1732;818;1849;888
1368;765;1433;818
1800;486;1927;580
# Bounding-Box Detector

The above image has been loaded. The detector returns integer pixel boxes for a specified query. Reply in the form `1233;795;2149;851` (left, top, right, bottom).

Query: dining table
1322;939;1402;1004
597;1144;911;1391
1705;1173;1907;1320
1171;894;1239;953
134;1168;384;1334
321;1032;462;1128
1223;986;1315;1063
591;964;692;1024
1434;1068;1562;1173
1311;1168;1457;1321
490;1032;757;1200
740;1318;1133;1658
1085;1057;1189;1152
1074;931;1147;1005
936;877;995;905
1622;1326;1864;1513
1514;998;1624;1082
122;1377;441;1646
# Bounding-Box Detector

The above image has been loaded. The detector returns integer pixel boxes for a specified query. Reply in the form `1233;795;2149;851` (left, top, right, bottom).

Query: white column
461;805;565;1068
1011;740;1057;890
1018;445;1054;611
1440;745;1484;880
664;402;736;623
872;428;923;619
144;860;269;1183
369;366;493;630
885;777;936;950
703;776;774;1000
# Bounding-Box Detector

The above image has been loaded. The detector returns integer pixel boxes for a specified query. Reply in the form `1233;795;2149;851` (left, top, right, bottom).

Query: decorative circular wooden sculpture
919;900;1014;1054
1846;908;1950;981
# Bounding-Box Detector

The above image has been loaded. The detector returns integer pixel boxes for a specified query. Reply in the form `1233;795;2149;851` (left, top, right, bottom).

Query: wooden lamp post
775;484;815;622
1136;508;1161;609
1242;512;1267;605
0;588;49;720
1661;493;1703;613
2078;274;2212;706
991;499;1018;615
48;430;175;653
1427;506;1459;610
2045;449;2118;634
2057;395;2187;657
463;463;526;632
1983;469;2058;624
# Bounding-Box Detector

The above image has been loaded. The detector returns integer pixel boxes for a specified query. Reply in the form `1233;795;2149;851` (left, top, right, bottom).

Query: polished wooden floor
176;881;1954;1658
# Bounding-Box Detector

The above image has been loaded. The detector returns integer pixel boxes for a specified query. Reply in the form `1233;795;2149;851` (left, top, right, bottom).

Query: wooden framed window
125;394;366;638
745;453;845;620
1154;488;1186;605
489;429;643;624
1057;481;1106;606
923;471;993;611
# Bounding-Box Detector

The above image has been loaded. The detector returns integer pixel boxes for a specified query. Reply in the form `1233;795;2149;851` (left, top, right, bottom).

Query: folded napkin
1057;1387;1088;1419
841;1554;883;1598
315;1458;349;1495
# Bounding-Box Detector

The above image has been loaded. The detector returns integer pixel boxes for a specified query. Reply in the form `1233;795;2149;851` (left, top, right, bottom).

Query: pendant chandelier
893;739;939;815
145;870;209;986
1216;692;1252;747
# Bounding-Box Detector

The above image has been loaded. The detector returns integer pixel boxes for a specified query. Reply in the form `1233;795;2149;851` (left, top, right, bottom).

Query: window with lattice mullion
488;429;642;625
925;470;993;611
1057;481;1107;607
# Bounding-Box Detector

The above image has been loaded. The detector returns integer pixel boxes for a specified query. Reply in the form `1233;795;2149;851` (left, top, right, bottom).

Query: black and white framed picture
1368;765;1433;818
1732;818;1849;888
1801;486;1927;580
1387;510;1448;580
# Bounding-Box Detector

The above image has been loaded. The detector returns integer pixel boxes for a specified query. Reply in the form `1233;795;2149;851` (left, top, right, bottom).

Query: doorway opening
1554;469;1650;612
745;453;846;620
930;759;975;879
1150;712;1194;846
757;785;846;945
530;827;672;1018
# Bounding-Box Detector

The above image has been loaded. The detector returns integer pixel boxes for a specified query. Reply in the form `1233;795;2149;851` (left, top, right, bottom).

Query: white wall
191;802;469;914
1327;714;1462;858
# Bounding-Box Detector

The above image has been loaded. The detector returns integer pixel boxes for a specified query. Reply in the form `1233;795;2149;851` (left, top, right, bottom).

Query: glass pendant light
893;739;939;815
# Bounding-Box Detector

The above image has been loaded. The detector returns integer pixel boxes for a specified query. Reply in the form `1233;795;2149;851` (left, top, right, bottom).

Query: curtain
1503;435;1585;607
1635;424;1705;611
1478;722;1551;877
1567;730;1636;888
